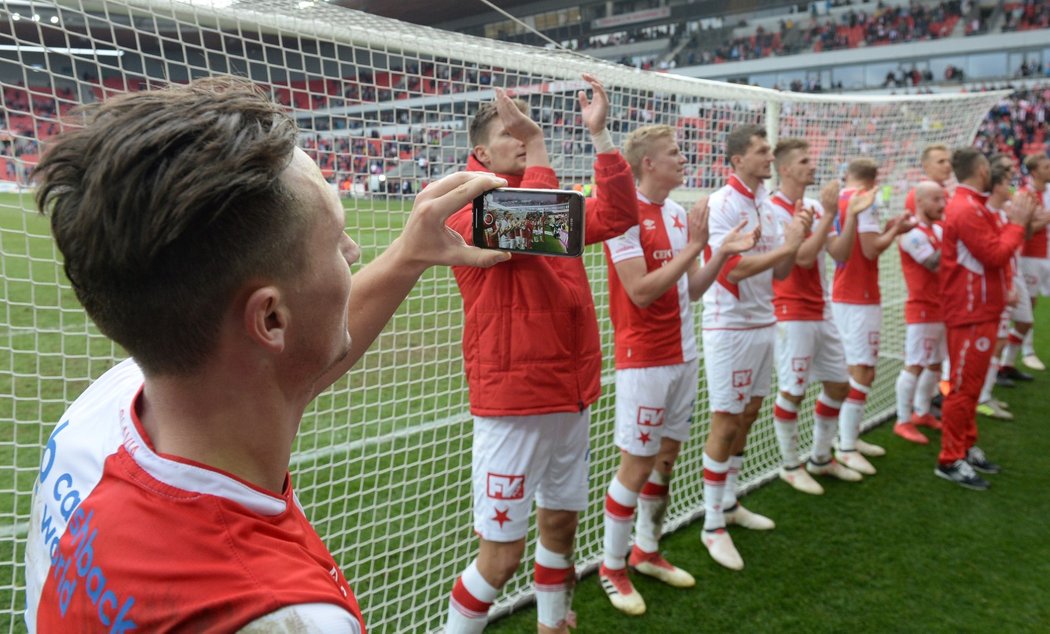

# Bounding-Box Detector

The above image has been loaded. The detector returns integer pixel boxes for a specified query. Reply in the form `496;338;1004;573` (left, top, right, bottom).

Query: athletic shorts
614;359;699;456
702;326;774;415
831;303;882;367
1011;278;1034;323
905;322;947;367
1021;257;1050;297
774;320;849;396
472;410;589;542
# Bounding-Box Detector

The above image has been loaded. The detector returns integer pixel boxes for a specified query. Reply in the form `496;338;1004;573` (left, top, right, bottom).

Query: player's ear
243;285;287;354
473;144;491;169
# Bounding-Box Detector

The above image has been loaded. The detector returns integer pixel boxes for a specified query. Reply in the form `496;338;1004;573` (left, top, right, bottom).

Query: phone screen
473;188;585;257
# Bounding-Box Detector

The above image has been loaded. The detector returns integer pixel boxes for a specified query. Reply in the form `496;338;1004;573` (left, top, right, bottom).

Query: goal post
0;1;1005;631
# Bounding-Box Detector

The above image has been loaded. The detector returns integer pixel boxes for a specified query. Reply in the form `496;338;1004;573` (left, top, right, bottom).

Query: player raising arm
444;74;638;634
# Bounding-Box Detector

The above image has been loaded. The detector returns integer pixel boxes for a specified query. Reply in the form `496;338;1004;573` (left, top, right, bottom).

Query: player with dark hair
444;75;638;633
937;148;1036;490
597;124;756;614
698;124;812;570
24;77;508;633
767;138;874;494
829;158;916;475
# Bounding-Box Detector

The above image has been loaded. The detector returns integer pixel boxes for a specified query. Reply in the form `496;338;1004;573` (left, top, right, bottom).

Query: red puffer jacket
446;152;637;416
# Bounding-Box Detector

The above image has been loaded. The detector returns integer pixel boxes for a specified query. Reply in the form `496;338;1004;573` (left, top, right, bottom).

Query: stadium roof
333;0;545;27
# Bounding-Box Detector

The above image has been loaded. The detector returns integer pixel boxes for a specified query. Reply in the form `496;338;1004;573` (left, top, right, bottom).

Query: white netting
0;1;1004;631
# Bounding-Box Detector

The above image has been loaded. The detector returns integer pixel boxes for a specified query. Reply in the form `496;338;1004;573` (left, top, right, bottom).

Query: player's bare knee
779;390;804;406
477;539;526;588
823;381;849;401
617;453;657;491
536;509;578;552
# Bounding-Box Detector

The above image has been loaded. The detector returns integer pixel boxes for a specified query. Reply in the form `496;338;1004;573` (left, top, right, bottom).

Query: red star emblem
736;391;745;402
639;431;652;445
672;214;685;230
796;376;805;385
492;507;510;528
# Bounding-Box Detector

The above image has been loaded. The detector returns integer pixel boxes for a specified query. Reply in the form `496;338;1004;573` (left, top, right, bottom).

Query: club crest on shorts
923;337;935;357
637;406;665;427
975;336;991;352
791;356;810;373
868;332;880;347
732;369;753;388
486;473;525;500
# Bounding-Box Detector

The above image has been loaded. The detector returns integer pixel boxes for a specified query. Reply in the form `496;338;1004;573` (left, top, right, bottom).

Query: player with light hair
767;138;875;494
893;181;948;444
597;124;756;614
444;75;638;633
904;143;953;214
698;124;812;570
23;77;508;633
829;158;916;474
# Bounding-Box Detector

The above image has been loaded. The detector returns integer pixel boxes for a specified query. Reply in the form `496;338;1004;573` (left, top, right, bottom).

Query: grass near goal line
489;314;1050;633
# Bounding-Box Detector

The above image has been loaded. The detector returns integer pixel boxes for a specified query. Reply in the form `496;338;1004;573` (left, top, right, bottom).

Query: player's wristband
590;129;615;154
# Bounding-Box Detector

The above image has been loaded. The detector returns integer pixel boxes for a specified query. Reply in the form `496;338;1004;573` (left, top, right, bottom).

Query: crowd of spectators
1002;1;1050;31
675;1;967;68
973;83;1050;165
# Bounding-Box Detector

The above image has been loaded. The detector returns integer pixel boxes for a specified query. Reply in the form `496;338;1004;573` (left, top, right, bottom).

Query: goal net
0;1;1004;631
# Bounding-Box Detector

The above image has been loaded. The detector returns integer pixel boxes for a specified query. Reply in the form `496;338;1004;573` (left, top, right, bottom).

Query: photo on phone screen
472;188;585;257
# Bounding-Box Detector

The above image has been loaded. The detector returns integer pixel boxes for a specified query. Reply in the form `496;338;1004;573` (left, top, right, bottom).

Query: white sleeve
706;193;741;254
238;603;361;634
900;228;935;263
605;224;644;263
856;200;881;234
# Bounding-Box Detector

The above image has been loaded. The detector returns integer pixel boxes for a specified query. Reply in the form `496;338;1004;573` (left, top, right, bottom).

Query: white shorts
1011;279;1034;323
614;359;699;456
472;411;590;542
999;306;1012;339
702;326;774;415
775;320;849;396
904;322;947;367
1021;257;1050;297
831;303;882;367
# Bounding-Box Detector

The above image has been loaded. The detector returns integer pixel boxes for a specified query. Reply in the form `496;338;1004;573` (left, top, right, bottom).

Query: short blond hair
623;124;676;179
921;144;949;164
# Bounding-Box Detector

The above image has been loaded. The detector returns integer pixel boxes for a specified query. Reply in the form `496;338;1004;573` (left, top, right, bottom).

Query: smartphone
473;187;585;257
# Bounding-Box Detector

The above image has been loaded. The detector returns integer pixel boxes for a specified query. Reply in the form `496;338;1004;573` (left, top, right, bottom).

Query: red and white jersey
768;192;834;322
25;359;365;633
831;187;882;305
605;194;697;368
1020;183;1050;258
899;221;944;323
701;174;782;330
904;181;951;215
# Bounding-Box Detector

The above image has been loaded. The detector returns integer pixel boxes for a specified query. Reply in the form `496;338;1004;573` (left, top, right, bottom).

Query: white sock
839;378;869;451
773;394;800;467
635;470;670;554
895;370;917;423
812;391;842;463
914;368;939;415
602;476;638;570
534;542;574;629
1023;327;1035;357
1002;328;1024;367
702;452;729;531
979;356;1000;404
448;559;499;633
723;454;743;510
